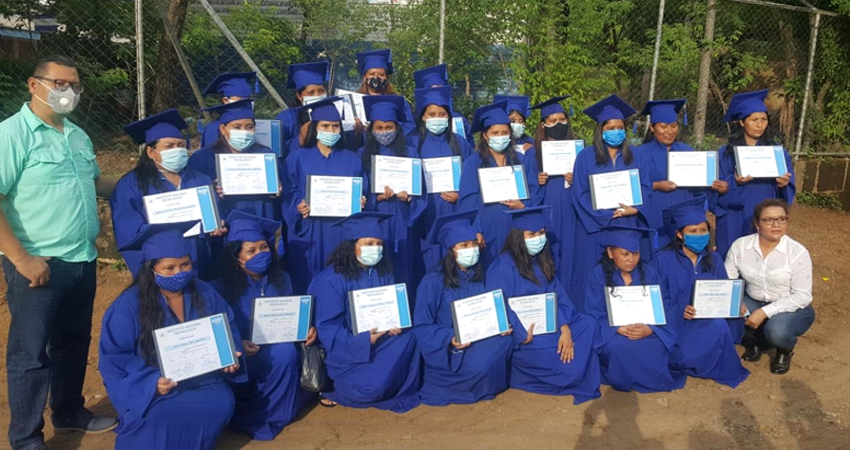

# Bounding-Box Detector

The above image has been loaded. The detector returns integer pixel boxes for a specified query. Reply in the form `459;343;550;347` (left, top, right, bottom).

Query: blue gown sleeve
644;266;677;351
413;274;455;370
583;266;615;349
521;152;543;206
458;157;481;210
553;277;578;327
281;152;310;236
401;100;416;137
716;145;745;214
780;149;797;203
461;116;475;148
572;151;614;232
109;174;147;249
485;258;527;348
308;270;372;364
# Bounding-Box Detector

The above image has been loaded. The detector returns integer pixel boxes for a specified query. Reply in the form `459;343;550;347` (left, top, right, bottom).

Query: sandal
319;395;337;408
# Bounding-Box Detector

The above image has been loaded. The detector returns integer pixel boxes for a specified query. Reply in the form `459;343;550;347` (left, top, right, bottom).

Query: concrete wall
795;157;850;211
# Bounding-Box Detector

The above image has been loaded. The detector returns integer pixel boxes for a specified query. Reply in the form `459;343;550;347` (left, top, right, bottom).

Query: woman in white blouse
725;199;814;375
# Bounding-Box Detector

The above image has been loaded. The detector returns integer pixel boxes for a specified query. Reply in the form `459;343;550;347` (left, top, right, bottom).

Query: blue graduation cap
118;221;198;263
225;210;280;244
203;72;258;98
722;89;769;123
662;195;709;233
503;205;553;232
201;98;254;124
583;94;637;124
600;225;657;253
426;210;478;249
494;95;531;118
287;61;330;90
414;86;453;119
357;49;393;76
531;95;573;119
363;94;405;123
414;64;448;89
333;212;394;242
302;95;343;122
123;109;187;146
641;98;688;126
471;101;510;134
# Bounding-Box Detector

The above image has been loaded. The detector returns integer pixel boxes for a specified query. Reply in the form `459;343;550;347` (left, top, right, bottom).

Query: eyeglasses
35;76;84;94
759;216;788;225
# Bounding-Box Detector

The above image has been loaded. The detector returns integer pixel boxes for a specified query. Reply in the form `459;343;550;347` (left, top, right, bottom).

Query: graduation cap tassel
254;78;261;95
569;104;575;117
197;112;204;134
683;107;689;126
632;121;638;135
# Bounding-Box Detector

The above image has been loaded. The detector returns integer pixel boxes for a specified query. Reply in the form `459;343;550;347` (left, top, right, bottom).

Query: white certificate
305;175;363;217
605;285;666;327
348;283;412;335
153;313;238;382
692;280;745;319
422;156;462;193
451;289;510;345
734;146;789;178
452;116;465;137
254;120;282;157
335;89;367;131
143;186;221;237
508;292;558;335
667;151;718;187
250;296;313;345
216;153;279;196
514;144;526;155
478;165;529;204
589;169;643;210
542;140;583;187
371;155;423;196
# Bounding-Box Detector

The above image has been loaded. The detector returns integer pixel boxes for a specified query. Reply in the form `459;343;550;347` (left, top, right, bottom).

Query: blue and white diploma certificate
254;120;282;157
250;296;313;345
422;156;462;193
370;155;423;196
589;169;643;210
478;165;530;204
692;280;745;319
305;175;363;217
153;313;238;382
216;153;279;195
453;116;465;137
667;151;718;187
605;285;666;327
143;185;221;236
734;145;788;178
348;283;412;335
541;140;583;176
450;289;510;345
508;292;559;335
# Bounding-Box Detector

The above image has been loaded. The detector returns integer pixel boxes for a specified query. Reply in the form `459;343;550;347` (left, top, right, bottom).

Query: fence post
438;0;446;64
648;0;666;103
794;11;821;159
134;0;145;121
694;0;717;148
155;0;210;121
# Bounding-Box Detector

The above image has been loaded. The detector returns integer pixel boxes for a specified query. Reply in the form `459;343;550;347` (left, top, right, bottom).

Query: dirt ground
1;152;849;449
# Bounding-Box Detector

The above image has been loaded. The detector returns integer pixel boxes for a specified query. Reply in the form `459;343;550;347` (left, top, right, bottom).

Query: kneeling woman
414;210;512;405
654;197;749;388
211;211;317;440
584;225;686;393
485;207;601;404
99;223;245;450
308;212;421;412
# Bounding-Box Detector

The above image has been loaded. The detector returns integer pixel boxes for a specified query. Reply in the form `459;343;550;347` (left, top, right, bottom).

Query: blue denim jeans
2;257;96;450
743;295;815;350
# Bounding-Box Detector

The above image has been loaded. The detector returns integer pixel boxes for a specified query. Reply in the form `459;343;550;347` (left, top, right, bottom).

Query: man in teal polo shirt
0;55;118;450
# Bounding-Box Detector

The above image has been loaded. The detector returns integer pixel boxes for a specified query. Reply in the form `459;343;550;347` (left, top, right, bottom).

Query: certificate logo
210;316;223;325
300;297;311;305
197;186;209;195
264;155;275;162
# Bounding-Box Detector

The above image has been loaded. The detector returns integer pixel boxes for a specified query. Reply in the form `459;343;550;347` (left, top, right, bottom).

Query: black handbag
299;343;328;392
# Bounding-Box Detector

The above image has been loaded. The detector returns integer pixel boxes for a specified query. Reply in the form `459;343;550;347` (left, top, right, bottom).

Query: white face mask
35;79;80;115
302;94;327;105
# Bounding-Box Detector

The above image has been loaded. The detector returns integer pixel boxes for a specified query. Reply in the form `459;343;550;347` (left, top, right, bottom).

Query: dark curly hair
217;241;288;305
325;240;394;280
502;228;556;286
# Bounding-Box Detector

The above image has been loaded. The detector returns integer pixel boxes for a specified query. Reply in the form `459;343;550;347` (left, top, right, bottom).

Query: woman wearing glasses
724;199;814;375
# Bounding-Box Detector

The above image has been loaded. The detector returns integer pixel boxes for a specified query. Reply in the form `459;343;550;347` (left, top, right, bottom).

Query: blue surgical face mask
153;269;195;292
488;135;511;153
157;147;188;173
373;129;397;146
316;130;341;147
602;129;627;147
455;246;480;269
357;245;383;267
228;129;255;151
244;250;272;275
510;123;526;138
525;235;547;256
302;94;326;105
425;117;449;135
683;233;710;253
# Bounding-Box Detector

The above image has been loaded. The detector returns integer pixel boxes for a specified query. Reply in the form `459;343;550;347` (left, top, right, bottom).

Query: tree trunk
693;0;717;147
779;18;799;146
151;0;191;112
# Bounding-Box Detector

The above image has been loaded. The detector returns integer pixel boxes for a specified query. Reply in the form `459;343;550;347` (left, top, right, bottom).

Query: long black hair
361;121;409;172
475;125;519;168
325;240;394;280
131;141;167;194
533;118;578;168
440;250;484;289
218;241;288;305
660;226;715;273
592;120;634;167
416;105;464;157
600;249;648;296
502;229;556;286
135;259;206;367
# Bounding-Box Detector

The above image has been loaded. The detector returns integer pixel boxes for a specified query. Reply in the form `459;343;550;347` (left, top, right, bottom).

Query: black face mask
544;122;570;140
366;77;388;92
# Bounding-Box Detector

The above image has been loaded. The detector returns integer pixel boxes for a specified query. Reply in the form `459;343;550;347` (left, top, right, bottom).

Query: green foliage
796;191;844;211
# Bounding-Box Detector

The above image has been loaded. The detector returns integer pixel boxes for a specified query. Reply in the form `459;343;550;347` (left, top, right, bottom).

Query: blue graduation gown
308;266;421;412
200;119;223;149
584;263;686;393
99;280;247;450
485;253;601;403
715;143;795;256
282;146;370;294
109;168;216;280
209;273;315;440
357;144;426;291
274;108;299;159
569;146;653;311
653;249;749;387
458;151;543;267
413;270;512;405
